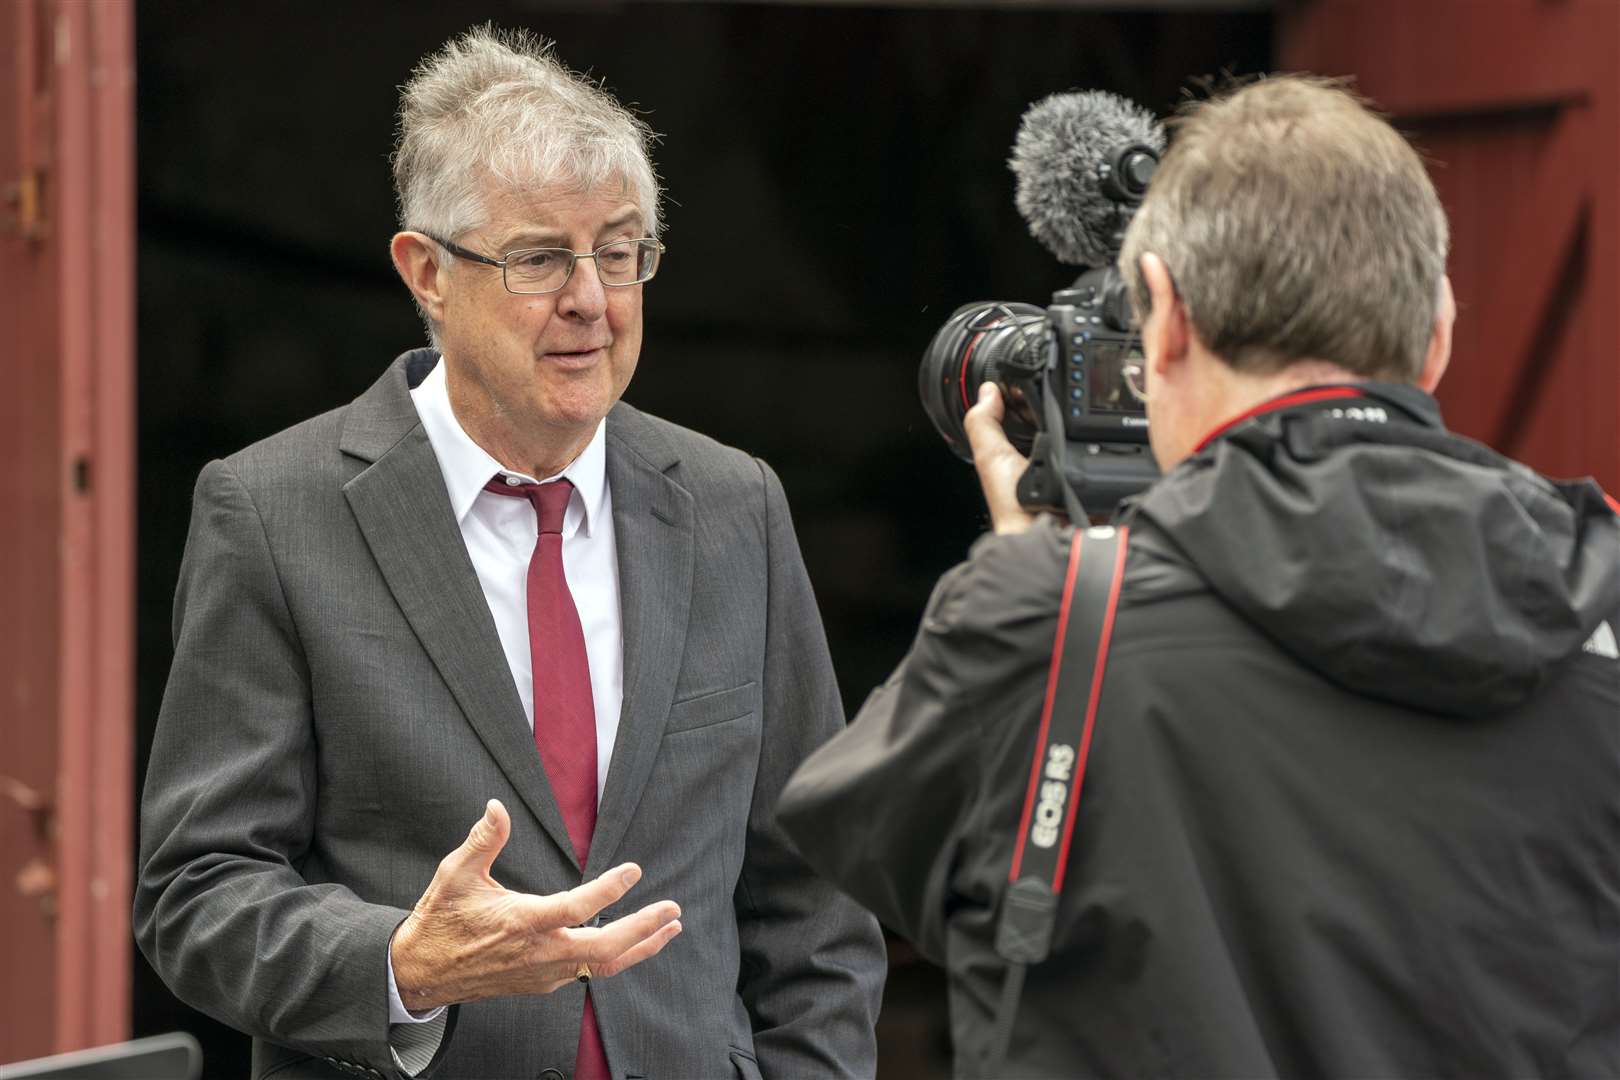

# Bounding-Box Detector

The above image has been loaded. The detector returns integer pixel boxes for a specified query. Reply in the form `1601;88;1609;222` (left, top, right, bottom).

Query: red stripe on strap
1605;492;1620;518
1009;528;1086;882
1051;527;1130;893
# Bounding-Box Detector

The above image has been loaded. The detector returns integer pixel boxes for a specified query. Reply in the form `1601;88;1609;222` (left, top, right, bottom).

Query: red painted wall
0;0;134;1062
1279;0;1620;492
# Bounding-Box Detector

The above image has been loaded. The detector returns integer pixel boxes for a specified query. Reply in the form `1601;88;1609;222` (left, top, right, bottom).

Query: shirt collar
1190;380;1443;455
409;355;609;538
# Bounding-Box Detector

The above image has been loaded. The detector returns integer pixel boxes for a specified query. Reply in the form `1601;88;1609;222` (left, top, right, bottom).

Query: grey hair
392;26;662;343
1119;75;1450;381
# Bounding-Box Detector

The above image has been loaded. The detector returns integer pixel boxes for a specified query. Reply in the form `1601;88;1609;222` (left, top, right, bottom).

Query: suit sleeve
776;520;1066;964
733;460;887;1078
134;459;452;1080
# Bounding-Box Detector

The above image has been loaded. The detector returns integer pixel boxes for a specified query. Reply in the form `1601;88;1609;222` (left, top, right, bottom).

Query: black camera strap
1041;375;1090;524
987;523;1129;1075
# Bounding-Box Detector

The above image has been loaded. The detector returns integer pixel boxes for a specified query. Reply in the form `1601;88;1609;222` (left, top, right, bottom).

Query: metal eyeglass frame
424;233;665;295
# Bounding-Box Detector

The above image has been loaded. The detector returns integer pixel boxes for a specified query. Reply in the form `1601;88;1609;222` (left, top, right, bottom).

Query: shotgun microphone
1009;90;1165;269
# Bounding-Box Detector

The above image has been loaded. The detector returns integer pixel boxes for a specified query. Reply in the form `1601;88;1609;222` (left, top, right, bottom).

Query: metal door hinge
3;170;48;240
2;774;57;922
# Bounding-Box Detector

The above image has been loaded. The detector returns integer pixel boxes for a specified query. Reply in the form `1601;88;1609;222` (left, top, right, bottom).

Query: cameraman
779;75;1620;1079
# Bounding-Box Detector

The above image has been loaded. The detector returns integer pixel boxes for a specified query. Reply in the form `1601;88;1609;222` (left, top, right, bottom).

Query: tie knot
485;475;575;535
533;478;574;534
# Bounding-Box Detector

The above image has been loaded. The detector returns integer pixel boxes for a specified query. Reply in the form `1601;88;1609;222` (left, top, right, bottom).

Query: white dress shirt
385;357;625;1047
410;357;625;784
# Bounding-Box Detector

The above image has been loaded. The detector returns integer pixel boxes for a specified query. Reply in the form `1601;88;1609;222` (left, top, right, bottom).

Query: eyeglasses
425;234;665;295
1123;359;1150;403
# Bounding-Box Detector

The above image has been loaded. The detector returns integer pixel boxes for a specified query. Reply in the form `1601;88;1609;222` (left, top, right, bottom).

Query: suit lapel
587;405;694;877
339;353;581;869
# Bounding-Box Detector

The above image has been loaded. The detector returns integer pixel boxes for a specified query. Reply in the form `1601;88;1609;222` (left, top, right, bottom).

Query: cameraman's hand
390;799;682;1012
965;383;1037;536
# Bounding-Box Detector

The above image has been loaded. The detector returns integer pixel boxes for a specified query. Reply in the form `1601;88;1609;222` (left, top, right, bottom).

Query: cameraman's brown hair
1119;75;1449;381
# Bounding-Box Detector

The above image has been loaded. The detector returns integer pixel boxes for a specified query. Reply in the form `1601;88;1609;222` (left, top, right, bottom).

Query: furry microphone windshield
1009;90;1166;268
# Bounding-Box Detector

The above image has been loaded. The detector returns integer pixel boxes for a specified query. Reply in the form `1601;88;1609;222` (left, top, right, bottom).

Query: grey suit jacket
135;351;886;1080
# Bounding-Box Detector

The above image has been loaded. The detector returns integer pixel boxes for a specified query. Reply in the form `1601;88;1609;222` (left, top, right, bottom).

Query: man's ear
1140;253;1188;383
391;232;449;327
1418;274;1455;393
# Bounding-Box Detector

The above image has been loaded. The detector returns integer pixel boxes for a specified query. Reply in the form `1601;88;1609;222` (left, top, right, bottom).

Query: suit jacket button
539;1070;565;1080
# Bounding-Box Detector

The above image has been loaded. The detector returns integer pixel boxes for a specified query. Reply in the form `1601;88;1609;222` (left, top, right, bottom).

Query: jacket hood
1132;383;1620;715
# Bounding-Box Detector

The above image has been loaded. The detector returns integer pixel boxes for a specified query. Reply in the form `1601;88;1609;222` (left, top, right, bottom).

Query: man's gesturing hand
390;799;682;1013
964;383;1037;536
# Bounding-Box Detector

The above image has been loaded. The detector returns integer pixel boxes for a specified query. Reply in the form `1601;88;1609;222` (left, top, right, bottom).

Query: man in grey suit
135;26;885;1080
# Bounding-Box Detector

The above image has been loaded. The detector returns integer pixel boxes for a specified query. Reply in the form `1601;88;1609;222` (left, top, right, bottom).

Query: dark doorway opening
133;5;1270;1075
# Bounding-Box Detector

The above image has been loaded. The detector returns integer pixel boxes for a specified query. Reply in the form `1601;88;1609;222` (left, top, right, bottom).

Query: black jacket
780;383;1620;1078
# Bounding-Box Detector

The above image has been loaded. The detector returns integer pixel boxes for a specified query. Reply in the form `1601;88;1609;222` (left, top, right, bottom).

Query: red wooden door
0;0;134;1063
1279;0;1620;492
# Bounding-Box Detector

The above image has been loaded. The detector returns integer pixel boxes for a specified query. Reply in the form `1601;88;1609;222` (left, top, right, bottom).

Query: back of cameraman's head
1120;75;1449;382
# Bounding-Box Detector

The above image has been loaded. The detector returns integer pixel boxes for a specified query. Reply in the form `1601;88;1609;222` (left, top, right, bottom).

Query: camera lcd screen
1088;340;1146;417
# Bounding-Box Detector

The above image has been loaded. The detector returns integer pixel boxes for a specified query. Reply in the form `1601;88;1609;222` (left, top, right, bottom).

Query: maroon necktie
482;475;610;1080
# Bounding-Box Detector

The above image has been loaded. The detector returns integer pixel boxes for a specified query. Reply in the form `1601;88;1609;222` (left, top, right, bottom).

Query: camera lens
917;302;1048;461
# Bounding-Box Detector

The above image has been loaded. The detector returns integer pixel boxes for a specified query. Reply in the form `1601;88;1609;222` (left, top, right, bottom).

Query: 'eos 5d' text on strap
988;524;1129;1074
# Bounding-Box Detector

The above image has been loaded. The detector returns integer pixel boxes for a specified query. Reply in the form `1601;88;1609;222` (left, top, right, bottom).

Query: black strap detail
1040;378;1090;524
988;959;1029;1074
986;525;1128;1076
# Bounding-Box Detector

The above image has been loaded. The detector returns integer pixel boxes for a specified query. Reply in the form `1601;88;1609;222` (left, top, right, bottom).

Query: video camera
918;92;1165;516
